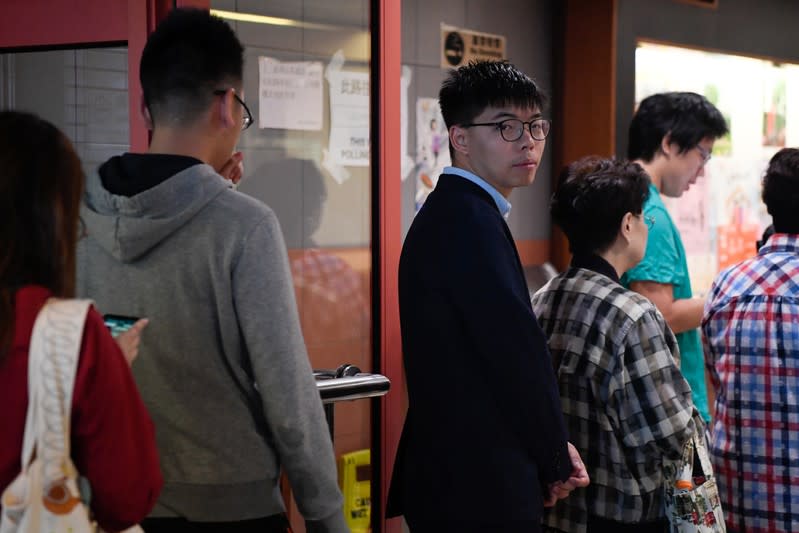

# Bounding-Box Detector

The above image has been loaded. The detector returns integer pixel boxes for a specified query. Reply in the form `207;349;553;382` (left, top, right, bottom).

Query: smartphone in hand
103;314;140;338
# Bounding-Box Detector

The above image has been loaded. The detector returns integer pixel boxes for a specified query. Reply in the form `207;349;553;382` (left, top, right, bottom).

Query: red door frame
376;0;403;531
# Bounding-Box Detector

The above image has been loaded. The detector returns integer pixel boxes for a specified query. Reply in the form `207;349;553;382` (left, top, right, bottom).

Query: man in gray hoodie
76;8;347;533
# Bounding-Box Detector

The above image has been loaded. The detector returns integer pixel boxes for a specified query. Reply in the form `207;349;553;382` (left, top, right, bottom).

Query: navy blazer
386;174;571;525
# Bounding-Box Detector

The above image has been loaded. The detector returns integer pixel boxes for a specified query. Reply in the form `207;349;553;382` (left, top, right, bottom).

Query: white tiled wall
0;46;129;177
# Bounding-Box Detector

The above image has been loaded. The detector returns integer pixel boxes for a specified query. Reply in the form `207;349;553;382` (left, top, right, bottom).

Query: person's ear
620;212;635;243
449;125;469;156
139;94;154;130
661;133;675;157
217;89;237;130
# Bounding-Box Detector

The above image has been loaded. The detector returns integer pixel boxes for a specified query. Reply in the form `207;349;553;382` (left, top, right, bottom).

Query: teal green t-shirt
621;184;710;422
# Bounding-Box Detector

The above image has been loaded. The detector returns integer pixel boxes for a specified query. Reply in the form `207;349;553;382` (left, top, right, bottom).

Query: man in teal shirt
622;92;727;422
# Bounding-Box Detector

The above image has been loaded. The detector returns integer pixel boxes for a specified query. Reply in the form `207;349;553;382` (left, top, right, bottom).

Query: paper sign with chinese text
258;57;323;131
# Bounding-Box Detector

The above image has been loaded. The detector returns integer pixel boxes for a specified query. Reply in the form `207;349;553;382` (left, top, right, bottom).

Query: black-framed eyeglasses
696;145;712;164
213;89;253;130
462;118;551;142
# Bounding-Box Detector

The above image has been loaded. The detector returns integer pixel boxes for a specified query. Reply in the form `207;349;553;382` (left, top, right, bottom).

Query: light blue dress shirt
443;166;511;219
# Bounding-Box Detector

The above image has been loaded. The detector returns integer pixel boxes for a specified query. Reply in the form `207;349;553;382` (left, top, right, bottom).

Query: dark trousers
141;514;291;533
587;514;668;533
407;519;542;532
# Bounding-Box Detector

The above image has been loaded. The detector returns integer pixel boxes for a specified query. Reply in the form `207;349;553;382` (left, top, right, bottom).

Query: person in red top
0;110;163;532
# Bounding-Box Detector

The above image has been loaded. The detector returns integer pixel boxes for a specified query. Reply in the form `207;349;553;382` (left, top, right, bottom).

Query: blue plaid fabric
702;233;799;533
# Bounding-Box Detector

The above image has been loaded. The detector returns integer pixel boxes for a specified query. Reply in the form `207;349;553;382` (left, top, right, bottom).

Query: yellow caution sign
339;449;371;532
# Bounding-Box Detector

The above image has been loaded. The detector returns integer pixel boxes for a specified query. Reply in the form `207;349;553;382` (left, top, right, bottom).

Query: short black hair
762;148;799;234
140;8;244;127
551;156;650;255
439;60;545;157
627;92;728;161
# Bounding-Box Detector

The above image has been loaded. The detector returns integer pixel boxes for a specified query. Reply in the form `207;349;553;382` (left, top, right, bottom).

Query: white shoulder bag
1;299;98;533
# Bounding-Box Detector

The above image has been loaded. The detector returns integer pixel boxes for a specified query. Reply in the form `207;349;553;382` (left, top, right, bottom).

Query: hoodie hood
82;154;230;262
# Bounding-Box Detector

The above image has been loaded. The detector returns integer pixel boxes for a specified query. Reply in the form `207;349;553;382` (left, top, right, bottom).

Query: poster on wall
322;50;369;185
415;97;450;211
661;175;716;294
710;157;769;273
258;57;323;131
762;68;786;147
636;41;799;294
440;23;506;69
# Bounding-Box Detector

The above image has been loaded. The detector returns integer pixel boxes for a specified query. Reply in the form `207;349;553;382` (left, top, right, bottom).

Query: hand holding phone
104;314;148;366
103;314;140;337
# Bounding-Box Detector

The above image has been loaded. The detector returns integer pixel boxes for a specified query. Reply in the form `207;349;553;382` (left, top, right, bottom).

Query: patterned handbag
664;430;727;533
0;299;95;533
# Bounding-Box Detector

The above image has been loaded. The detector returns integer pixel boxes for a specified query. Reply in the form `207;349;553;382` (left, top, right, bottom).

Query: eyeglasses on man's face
462;118;551;142
639;214;655;228
695;145;712;164
213;89;253;130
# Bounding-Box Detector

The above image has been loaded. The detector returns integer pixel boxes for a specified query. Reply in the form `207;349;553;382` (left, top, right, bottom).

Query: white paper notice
328;70;369;166
322;51;369;184
258;57;323;130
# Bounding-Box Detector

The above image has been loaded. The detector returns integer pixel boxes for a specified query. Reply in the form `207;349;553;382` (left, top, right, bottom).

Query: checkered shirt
702;233;799;533
532;267;697;533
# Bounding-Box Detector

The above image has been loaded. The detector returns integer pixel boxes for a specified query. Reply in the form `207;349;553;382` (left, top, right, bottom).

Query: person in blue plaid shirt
702;148;799;533
533;156;699;533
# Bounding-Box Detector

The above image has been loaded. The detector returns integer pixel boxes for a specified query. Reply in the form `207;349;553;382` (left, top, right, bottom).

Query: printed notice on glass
322;51;369;184
258;57;323;130
327;70;369;168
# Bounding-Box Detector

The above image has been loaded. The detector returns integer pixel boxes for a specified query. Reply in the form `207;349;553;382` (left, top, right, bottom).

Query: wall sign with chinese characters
258;57;323;131
440;23;506;69
321;50;370;184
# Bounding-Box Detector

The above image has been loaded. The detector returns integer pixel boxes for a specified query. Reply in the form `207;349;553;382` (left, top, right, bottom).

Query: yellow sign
440;24;507;69
339;449;371;532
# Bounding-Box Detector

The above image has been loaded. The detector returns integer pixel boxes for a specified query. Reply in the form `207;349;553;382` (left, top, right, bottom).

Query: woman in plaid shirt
532;157;699;533
702;148;799;533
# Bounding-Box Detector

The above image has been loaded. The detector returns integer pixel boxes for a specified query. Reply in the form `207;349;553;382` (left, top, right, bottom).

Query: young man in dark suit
386;60;589;532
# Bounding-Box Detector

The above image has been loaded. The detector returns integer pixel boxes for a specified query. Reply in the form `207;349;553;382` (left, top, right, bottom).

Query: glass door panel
209;2;373;529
